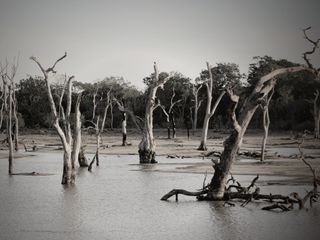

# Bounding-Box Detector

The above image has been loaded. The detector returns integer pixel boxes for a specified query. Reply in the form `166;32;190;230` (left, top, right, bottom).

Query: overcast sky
0;0;319;89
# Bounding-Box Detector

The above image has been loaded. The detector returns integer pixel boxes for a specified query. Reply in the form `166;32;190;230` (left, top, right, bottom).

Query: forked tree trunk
198;62;226;150
206;65;313;199
30;53;81;185
89;89;111;169
139;62;170;163
260;88;274;162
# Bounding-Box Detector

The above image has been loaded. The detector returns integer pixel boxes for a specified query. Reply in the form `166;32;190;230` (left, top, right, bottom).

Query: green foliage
16;76;52;128
14;58;319;132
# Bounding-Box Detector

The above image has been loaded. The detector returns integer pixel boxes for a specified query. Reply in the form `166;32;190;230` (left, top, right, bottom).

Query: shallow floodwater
0;152;319;240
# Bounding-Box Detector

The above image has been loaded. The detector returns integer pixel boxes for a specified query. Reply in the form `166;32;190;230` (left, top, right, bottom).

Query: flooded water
0;152;319;240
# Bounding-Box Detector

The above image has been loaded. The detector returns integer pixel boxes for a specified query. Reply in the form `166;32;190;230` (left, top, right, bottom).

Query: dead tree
114;98;128;146
1;60;18;174
313;90;320;138
163;64;317;201
260;87;274;161
159;87;182;139
162;28;319;201
191;82;203;135
138;62;171;163
88;88;111;170
30;53;82;184
303;27;320;138
198;62;226;150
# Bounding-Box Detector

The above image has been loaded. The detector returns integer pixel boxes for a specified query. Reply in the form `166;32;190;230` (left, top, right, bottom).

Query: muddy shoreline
1;129;319;184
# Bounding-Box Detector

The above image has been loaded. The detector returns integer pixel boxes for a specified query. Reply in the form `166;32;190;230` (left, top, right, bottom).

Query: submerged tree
1;60;18;174
138;62;171;163
88;86;111;171
30;53;83;184
162;28;319;203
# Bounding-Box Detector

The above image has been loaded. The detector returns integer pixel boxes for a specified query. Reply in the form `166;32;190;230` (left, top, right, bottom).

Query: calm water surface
0;152;319;240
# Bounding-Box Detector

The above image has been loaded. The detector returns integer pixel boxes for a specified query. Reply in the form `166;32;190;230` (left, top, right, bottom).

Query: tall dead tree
303;27;320;138
30;53;82;184
162;27;319;201
159;87;182;139
198;62;226;150
88;88;111;170
1;61;18;174
313;90;320;139
260;87;274;161
191;82;203;135
138;62;171;163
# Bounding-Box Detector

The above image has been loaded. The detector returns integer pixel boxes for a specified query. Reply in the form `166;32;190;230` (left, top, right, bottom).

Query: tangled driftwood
161;139;319;212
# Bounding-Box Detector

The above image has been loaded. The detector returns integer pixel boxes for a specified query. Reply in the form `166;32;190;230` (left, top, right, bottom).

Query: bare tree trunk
170;112;176;139
198;62;226;150
260;108;269;162
260;88;274;162
206;65;313;199
139;88;157;163
30;53;80;185
1;61;18;174
0;103;4;130
167;120;171;139
121;111;127;146
89;89;111;169
7;86;13;175
314;90;320;139
159;87;181;139
139;62;171;163
192;84;202;135
72;93;82;169
62;147;73;184
12;89;19;151
110;102;114;130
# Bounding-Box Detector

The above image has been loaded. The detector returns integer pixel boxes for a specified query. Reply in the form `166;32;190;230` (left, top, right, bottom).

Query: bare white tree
191;82;203;135
138;62;171;163
198;62;226;150
159;87;182;139
114;98;128;146
30;53;83;184
88;87;111;171
1;60;18;174
260;87;274;162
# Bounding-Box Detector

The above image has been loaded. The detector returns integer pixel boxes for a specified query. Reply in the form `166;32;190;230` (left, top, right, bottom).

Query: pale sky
0;0;319;89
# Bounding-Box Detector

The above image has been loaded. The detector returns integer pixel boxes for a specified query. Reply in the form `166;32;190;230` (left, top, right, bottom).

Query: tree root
161;173;318;212
161;138;320;212
161;189;208;201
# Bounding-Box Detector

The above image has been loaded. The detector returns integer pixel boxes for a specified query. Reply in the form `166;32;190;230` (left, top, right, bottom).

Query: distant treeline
10;56;320;132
